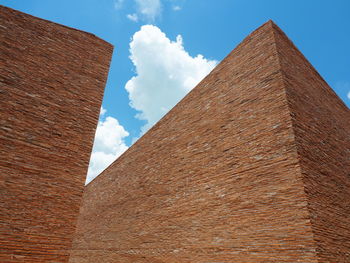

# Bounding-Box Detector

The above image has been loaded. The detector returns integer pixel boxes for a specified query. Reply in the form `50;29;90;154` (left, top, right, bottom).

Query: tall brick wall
68;21;347;262
0;6;113;262
272;24;350;262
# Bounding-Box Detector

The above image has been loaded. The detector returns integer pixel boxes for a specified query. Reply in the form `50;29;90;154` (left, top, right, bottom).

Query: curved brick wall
0;6;113;262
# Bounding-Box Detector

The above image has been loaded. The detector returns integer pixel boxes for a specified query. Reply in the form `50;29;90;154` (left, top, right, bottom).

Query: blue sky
2;0;349;183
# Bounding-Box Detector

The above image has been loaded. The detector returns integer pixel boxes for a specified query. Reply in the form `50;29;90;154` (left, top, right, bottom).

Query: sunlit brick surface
0;6;112;262
70;21;349;262
272;24;350;262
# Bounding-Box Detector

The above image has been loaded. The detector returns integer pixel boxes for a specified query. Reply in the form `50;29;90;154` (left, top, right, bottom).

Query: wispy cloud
116;0;184;23
135;0;162;22
114;0;124;10
127;13;139;22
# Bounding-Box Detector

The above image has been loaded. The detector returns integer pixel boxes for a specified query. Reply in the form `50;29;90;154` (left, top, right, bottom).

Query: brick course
0;6;112;262
272;23;350;262
70;21;349;262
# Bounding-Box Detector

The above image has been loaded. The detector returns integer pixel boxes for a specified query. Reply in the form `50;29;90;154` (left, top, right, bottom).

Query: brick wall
68;21;346;262
272;23;350;262
0;6;113;262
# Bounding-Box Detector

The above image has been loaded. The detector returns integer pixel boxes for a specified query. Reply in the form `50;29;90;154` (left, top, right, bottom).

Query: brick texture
70;21;349;262
0;6;113;262
272;23;350;262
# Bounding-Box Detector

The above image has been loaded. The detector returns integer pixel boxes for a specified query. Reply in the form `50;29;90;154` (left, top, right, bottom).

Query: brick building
70;21;350;262
0;5;349;263
0;6;112;262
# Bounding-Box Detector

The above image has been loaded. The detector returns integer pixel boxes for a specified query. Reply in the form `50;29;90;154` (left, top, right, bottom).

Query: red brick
70;21;349;262
0;6;112;262
272;23;350;262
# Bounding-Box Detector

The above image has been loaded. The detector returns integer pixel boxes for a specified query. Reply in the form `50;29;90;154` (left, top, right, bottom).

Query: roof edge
1;4;113;47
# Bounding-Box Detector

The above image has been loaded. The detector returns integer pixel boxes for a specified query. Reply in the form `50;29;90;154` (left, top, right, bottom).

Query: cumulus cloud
127;13;139;22
125;25;217;133
135;0;162;22
86;115;129;184
347;91;350;100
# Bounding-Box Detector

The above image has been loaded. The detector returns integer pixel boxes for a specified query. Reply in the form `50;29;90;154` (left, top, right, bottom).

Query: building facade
1;5;349;262
70;21;350;262
0;6;112;262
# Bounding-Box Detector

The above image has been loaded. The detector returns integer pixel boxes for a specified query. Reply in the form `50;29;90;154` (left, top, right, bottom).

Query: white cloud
125;25;217;133
114;0;124;10
347;91;350;100
116;0;183;22
135;0;162;22
127;13;139;22
86;116;129;184
100;106;107;116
